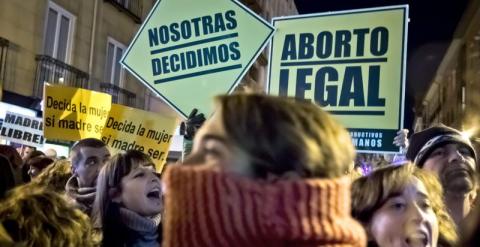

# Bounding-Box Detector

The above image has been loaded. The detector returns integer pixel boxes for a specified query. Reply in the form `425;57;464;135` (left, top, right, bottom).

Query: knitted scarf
102;204;161;247
65;176;96;216
163;165;366;247
118;207;160;247
118;207;161;234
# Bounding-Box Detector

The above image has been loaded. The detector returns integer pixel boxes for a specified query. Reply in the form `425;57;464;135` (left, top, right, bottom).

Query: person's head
31;159;72;193
0;145;22;168
26;155;54;178
15;145;36;160
44;148;57;160
406;125;478;194
0;184;94;246
352;163;457;247
187;94;355;179
23;150;44;161
70;138;110;188
93;150;162;227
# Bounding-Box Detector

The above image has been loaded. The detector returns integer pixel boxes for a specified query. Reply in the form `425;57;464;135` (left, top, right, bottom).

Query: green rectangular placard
268;6;408;153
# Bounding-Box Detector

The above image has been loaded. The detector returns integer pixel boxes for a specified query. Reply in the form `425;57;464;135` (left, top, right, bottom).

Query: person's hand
393;129;409;149
180;109;205;140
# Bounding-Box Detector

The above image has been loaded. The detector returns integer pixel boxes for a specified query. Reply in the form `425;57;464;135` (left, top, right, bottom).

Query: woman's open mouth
146;188;161;200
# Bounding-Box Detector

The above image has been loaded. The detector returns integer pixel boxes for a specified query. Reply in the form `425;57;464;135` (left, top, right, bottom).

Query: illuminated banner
121;0;274;118
101;104;178;171
43;84;112;141
0;112;44;147
268;6;408;153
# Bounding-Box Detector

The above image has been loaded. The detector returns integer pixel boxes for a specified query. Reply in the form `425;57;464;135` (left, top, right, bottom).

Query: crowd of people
0;93;479;246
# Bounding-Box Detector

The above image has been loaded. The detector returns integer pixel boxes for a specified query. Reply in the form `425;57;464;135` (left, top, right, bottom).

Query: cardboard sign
121;0;274;118
268;6;408;153
0;112;44;147
43;84;112;141
101;104;178;171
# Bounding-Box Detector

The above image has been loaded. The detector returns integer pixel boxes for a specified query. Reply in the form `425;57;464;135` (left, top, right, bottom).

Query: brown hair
26;155;53;170
352;163;457;247
0;184;94;246
0;145;22;168
92;150;155;228
215;94;355;179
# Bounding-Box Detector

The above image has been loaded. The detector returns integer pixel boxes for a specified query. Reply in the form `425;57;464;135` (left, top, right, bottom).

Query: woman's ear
109;187;122;203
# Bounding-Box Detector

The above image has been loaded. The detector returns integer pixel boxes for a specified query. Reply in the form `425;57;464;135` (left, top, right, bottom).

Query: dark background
294;0;470;130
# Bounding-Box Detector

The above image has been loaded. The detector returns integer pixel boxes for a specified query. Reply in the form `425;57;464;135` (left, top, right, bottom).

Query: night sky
293;0;469;130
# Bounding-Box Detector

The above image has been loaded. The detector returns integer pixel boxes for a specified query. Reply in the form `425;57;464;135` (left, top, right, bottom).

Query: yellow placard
43;84;112;141
101;104;178;171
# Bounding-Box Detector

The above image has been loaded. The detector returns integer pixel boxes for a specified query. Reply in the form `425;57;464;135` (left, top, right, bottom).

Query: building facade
0;0;298;110
0;0;161;111
0;0;298;158
414;0;480;134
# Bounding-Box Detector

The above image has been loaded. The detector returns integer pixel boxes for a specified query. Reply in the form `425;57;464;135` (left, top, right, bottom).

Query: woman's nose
150;172;161;182
407;203;427;224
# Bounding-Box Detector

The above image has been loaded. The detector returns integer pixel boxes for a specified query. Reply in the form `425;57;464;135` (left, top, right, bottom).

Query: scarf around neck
118;207;161;234
163;165;366;247
104;205;160;247
65;176;96;214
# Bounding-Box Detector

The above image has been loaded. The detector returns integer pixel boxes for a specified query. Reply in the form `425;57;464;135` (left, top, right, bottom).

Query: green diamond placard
121;0;274;118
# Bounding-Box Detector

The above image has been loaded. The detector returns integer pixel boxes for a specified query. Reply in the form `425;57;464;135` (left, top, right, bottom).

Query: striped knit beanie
163;165;366;247
406;125;477;167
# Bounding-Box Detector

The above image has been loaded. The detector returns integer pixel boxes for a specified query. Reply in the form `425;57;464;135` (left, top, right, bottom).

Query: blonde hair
215;94;355;178
31;159;72;193
0;184;94;247
92;150;155;228
351;163;458;247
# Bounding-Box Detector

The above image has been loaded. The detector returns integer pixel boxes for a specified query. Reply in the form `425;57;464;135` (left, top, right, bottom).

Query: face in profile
187;108;253;177
113;165;162;217
368;177;439;247
73;146;110;187
423;143;476;193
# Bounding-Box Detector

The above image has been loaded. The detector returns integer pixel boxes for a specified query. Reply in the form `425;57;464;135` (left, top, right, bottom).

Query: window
104;37;126;87
43;1;75;63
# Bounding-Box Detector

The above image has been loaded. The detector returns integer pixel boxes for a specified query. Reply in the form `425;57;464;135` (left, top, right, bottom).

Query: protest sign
43;84;112;141
0;112;44;147
101;104;178;171
121;0;274;118
268;6;408;153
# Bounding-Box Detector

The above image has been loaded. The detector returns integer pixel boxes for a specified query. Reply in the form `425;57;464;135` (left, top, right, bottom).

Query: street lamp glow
461;126;479;140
